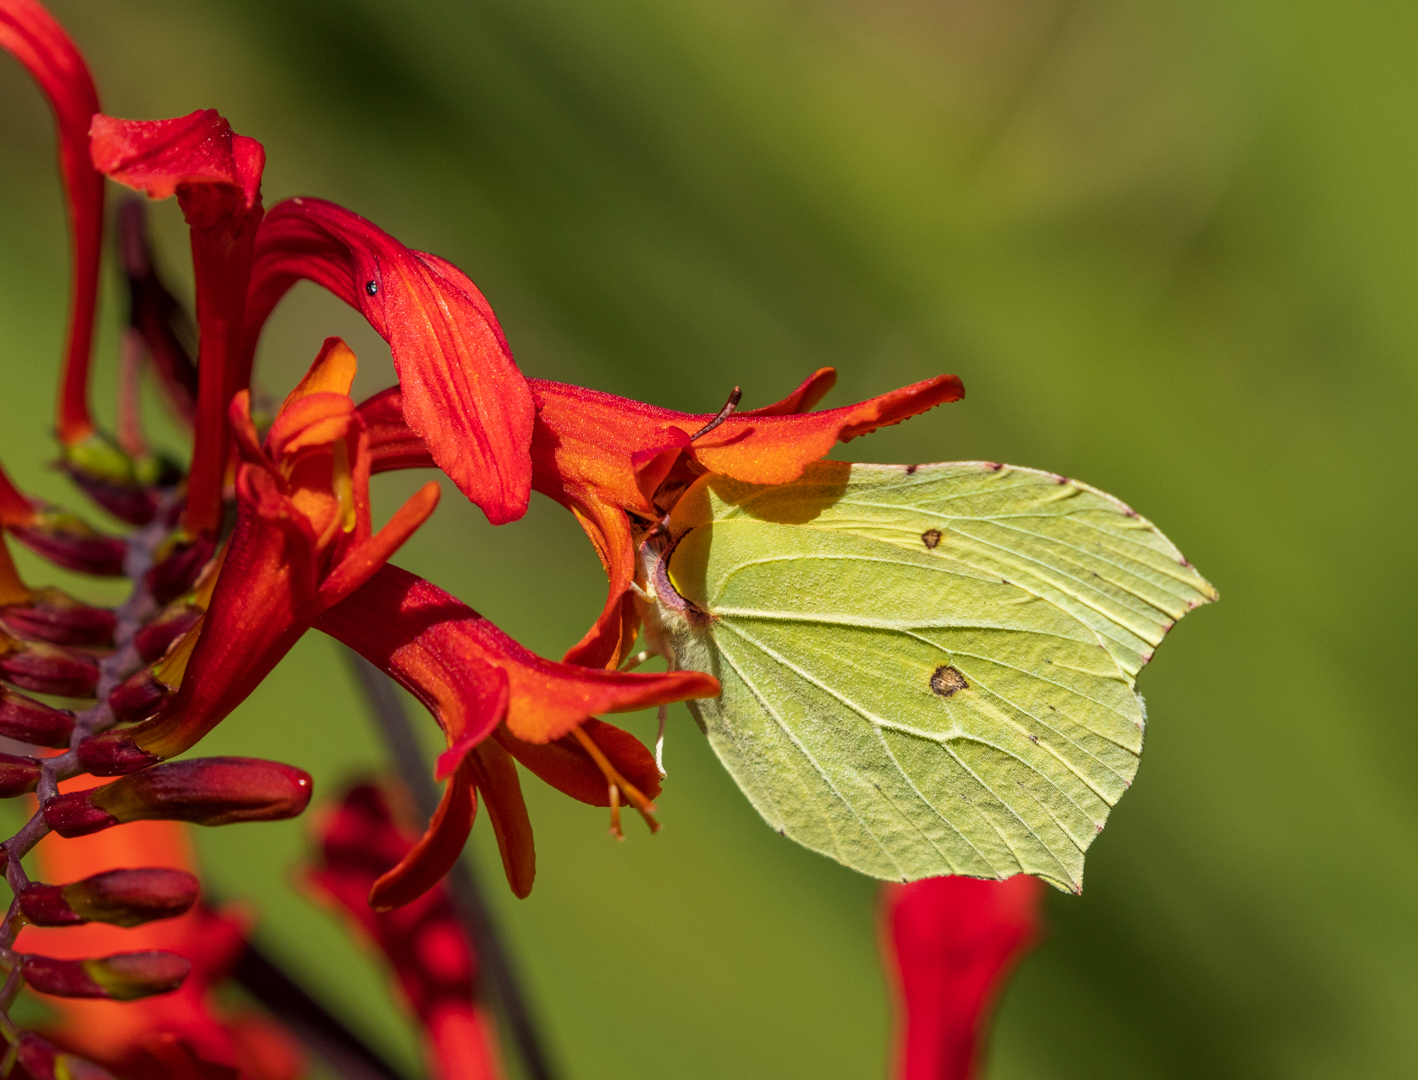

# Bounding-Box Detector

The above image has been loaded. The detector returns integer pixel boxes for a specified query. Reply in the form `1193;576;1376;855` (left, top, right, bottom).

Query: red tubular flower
21;950;191;1001
0;0;104;445
77;338;440;774
91;108;266;535
308;784;502;1080
360;369;963;668
317;563;718;905
243;196;535;526
881;876;1044;1080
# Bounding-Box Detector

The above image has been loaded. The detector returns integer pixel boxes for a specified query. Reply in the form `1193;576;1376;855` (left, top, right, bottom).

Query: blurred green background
3;0;1416;1076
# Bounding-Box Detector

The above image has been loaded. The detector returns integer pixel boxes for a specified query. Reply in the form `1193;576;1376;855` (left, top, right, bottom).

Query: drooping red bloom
78;338;440;775
360;369;964;668
307;783;502;1080
0;0;104;446
881;876;1044;1080
319;564;719;905
243;196;535;526
91;108;266;535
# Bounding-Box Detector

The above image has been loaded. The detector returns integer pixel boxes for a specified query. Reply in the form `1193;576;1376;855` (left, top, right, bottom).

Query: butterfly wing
656;461;1216;891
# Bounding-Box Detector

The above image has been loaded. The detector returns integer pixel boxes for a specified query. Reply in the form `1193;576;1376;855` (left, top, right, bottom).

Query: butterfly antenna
689;386;742;441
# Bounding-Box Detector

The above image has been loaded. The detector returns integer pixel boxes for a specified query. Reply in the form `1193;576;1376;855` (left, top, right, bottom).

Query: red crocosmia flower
19;798;304;1080
308;784;503;1080
881;876;1044;1080
78;338;440;776
0;0;104;446
243;196;535;526
90;108;266;536
358;369;963;669
317;564;718;905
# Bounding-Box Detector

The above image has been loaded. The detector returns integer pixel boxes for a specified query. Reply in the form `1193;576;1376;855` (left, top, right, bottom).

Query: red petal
369;763;478;912
495;718;661;807
316;564;719;753
0;0;103;444
882;876;1044;1080
463;739;535;899
92;109;266;535
91;110;262;210
359;386;434;474
741;367;838;416
246;198;534;525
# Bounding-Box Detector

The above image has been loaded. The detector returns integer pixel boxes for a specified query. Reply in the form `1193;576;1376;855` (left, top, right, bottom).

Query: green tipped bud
21;868;199;927
21;950;190;1000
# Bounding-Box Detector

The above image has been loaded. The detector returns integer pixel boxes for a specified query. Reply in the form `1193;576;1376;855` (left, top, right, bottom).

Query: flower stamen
570;724;660;836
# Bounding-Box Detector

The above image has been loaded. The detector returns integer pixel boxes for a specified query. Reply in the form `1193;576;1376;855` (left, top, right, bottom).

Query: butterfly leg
654;703;669;779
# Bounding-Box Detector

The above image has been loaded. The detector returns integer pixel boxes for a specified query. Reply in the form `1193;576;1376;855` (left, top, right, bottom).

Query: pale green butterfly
636;460;1215;892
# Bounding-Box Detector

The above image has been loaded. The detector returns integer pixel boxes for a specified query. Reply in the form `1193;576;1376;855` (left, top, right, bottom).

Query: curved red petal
246;198;534;524
741;367;838;416
464;739;535;899
369;764;478;912
0;0;103;444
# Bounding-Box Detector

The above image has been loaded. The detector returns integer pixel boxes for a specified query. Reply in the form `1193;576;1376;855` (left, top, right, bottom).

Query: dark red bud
0;753;41;798
59;468;159;526
45;757;313;837
21;950;190;1000
106;667;173;725
0;589;116;648
146;531;217;605
0;685;75;748
0;639;99;698
20;868;199;927
7;509;126;577
134;603;203;663
17;1033;117;1080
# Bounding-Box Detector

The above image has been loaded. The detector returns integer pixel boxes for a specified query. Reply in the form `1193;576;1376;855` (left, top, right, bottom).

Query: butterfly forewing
657;461;1216;891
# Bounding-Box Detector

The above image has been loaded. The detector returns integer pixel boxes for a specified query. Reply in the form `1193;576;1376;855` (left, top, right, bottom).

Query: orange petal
495;718;661;807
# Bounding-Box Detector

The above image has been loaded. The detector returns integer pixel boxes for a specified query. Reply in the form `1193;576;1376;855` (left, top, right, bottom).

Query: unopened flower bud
21;950;190;1000
106;666;173;726
133;602;202;663
20;868;199;928
1;588;116;648
0;752;41;798
44;757;313;837
16;1033;117;1080
7;508;126;577
59;432;180;527
0;685;74;747
0;631;99;698
147;530;217;605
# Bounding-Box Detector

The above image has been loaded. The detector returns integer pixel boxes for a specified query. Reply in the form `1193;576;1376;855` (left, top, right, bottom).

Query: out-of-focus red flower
318;564;719;906
78;338;439;775
881;876;1044;1080
307;783;502;1080
0;0;104;446
91;108;266;535
18;792;305;1080
359;370;964;669
244;196;535;527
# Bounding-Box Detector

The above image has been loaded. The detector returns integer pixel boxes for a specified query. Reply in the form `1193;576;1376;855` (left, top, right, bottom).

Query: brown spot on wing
930;665;968;696
921;528;942;550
